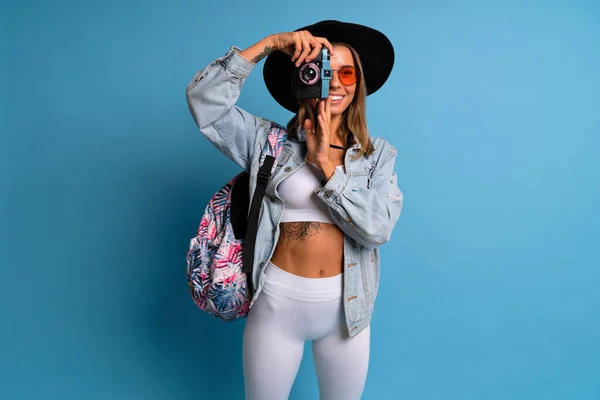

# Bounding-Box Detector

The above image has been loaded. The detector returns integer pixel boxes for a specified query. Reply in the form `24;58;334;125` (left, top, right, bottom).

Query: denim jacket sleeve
185;46;269;171
314;140;404;251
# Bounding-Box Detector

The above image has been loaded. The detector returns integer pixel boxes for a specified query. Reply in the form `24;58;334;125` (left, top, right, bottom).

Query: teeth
330;95;344;101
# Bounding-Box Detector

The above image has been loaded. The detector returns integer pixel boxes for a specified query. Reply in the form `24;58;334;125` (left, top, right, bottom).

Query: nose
329;70;342;89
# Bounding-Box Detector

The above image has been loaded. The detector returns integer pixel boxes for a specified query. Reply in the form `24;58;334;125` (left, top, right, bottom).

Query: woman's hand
270;31;334;67
305;98;335;179
240;32;333;67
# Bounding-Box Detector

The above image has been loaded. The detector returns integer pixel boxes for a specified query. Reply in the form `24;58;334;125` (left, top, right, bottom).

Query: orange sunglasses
332;66;359;86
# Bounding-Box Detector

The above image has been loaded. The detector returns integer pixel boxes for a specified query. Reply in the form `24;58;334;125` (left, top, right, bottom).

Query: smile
330;95;345;101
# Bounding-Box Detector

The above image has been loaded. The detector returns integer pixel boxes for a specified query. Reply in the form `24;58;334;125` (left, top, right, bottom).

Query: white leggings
242;261;370;400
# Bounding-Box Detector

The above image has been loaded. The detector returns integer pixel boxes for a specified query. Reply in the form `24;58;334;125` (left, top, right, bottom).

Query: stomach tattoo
278;222;323;245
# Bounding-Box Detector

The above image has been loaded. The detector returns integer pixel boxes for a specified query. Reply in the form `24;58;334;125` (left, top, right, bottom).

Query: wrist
318;160;335;181
264;34;280;52
240;37;277;64
315;156;332;168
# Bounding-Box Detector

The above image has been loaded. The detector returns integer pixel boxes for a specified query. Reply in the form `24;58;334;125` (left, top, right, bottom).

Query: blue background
2;0;600;399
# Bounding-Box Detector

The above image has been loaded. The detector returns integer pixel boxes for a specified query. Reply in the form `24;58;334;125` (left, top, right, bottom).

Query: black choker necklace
330;143;349;150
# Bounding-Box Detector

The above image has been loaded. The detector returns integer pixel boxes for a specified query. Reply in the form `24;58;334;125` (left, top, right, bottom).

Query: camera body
292;48;331;101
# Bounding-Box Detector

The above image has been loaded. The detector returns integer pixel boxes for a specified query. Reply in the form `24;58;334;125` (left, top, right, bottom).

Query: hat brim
263;20;395;113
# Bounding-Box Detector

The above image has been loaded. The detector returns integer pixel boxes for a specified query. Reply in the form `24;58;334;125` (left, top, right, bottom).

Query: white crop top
277;161;345;224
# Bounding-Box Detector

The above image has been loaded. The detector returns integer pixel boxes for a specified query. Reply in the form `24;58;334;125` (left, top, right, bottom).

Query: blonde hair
286;43;374;159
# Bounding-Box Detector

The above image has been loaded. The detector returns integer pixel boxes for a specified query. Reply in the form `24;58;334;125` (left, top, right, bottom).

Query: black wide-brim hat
263;20;395;113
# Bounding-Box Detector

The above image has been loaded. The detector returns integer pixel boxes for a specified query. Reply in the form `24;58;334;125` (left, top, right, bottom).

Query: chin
331;103;351;116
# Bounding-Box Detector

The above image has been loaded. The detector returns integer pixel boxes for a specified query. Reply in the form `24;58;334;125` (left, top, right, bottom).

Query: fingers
317;114;324;130
296;37;312;67
318;97;327;116
303;118;313;134
291;31;310;66
291;34;303;63
316;37;334;55
305;36;334;63
291;31;335;66
317;114;330;144
316;99;330;139
305;44;322;64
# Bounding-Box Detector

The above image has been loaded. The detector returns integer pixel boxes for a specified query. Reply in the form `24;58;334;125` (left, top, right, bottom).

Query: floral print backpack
186;122;287;321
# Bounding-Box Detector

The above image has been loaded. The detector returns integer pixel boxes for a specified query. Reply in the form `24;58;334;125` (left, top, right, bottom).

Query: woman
186;20;403;400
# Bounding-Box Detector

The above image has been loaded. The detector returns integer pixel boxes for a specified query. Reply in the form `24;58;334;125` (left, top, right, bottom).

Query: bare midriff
269;221;344;278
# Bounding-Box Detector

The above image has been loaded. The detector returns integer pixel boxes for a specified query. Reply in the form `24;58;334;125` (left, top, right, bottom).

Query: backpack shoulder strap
242;123;288;291
259;122;288;173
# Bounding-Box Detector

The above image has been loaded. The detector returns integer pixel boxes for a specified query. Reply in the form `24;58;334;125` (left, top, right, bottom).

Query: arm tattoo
279;222;323;245
251;46;274;63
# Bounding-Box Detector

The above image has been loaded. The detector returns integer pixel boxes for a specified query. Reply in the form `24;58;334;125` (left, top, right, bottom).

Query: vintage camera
292;48;332;101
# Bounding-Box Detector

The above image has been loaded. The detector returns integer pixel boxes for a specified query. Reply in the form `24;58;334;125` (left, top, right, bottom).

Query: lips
329;95;345;102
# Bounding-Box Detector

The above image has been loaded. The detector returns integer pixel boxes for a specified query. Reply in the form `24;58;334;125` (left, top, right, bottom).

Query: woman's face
327;45;357;116
309;45;357;117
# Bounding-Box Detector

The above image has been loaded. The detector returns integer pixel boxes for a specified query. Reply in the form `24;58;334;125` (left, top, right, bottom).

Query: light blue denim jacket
185;46;403;337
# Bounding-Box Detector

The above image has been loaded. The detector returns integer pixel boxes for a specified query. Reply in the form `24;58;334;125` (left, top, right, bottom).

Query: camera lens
302;68;316;81
299;63;320;85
